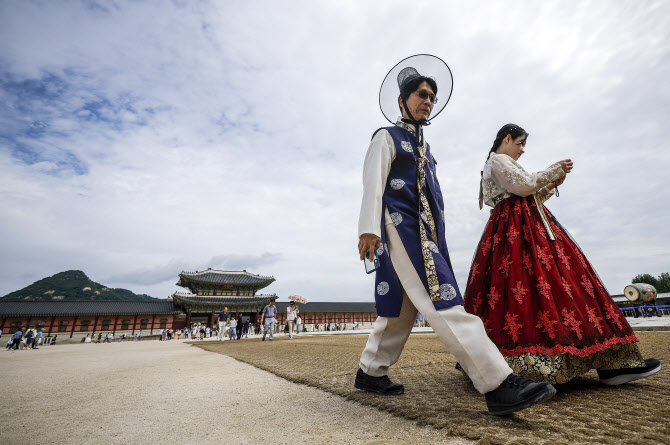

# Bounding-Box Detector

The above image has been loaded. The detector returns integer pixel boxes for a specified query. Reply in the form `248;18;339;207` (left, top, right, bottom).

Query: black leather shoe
354;368;404;395
485;374;556;416
597;358;662;385
455;362;467;375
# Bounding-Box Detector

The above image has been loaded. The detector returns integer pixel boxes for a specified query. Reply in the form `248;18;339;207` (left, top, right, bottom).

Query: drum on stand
623;283;657;303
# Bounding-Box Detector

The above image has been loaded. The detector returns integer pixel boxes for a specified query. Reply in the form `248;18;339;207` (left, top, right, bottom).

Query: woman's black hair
487;123;529;161
478;123;529;209
397;76;438;114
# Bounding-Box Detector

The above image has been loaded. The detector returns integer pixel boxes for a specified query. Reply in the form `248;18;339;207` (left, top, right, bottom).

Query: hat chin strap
401;97;430;146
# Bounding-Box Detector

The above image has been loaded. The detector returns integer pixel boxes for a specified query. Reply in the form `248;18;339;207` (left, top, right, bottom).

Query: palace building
169;269;278;327
0;300;182;339
0;269;378;339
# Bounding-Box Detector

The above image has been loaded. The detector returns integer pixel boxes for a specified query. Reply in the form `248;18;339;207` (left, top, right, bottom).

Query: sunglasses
416;90;438;104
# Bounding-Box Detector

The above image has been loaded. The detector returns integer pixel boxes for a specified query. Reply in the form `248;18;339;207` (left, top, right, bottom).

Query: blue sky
1;0;668;300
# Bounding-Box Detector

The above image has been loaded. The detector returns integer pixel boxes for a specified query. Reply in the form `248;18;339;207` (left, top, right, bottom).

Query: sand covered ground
0;338;470;445
196;332;669;444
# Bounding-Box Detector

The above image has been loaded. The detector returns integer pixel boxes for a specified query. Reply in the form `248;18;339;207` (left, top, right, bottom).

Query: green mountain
1;270;160;301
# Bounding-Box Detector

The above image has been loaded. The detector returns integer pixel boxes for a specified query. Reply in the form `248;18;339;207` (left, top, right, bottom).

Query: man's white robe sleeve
358;130;396;238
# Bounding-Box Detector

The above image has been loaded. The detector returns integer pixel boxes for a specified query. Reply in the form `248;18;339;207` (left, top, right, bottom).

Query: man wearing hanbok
355;55;557;416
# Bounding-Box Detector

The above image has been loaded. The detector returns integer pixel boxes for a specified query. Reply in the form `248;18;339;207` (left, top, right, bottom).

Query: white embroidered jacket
480;152;565;208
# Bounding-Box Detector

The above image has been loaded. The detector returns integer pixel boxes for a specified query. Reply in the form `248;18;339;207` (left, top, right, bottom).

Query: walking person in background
236;314;243;340
286;301;298;339
296;314;302;335
261;298;278;341
11;328;22;350
228;316;237;341
217;307;230;341
25;328;34;349
243;319;250;338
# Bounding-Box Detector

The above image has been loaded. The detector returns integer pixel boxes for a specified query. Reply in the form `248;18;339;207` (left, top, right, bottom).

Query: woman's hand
555;176;566;186
359;233;381;261
558;159;573;174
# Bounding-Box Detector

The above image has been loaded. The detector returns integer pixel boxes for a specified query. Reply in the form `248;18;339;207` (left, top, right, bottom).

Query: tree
656;272;670;294
631;274;659;288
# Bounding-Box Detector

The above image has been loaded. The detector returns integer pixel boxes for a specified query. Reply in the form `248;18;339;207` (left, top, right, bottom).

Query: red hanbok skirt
464;195;644;384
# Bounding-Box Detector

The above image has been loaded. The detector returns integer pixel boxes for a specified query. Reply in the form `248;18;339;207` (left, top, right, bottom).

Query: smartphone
364;251;380;274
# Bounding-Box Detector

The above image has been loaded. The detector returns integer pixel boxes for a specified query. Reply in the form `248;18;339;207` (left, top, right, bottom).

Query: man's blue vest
373;125;463;317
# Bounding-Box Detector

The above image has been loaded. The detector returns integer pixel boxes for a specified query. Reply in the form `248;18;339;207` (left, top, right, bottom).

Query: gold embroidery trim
394;121;442;301
533;194;556;241
490;192;512;210
416;143;441;301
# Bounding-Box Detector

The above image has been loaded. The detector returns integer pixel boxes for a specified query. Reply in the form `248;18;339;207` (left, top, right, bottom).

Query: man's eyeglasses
415;90;437;104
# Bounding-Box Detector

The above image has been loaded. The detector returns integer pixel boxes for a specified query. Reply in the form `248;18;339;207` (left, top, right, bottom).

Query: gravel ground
0;339;471;445
196;332;670;444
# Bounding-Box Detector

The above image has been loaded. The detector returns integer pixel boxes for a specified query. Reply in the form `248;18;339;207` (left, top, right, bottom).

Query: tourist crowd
2;317;377;351
5;328;52;350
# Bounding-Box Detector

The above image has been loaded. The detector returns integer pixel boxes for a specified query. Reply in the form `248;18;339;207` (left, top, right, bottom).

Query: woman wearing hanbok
464;123;661;385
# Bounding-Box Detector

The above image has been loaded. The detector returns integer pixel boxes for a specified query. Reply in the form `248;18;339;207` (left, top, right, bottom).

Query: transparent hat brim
379;54;454;124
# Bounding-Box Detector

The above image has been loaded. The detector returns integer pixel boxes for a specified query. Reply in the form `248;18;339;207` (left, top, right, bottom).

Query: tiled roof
0;300;180;317
177;270;275;288
171;294;274;312
173;295;272;305
612;292;670;304
612;294;628;303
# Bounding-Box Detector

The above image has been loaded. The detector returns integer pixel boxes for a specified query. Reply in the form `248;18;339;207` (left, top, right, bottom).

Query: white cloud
1;0;668;301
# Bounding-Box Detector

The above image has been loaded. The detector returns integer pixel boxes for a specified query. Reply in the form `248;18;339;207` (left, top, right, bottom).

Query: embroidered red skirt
464;195;644;384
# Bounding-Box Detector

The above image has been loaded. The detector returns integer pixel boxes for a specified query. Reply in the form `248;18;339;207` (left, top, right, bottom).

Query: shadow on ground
194;332;670;445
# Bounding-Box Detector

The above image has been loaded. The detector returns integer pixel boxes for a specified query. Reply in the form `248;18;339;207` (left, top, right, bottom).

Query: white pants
287;320;295;337
359;220;512;394
217;322;225;340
